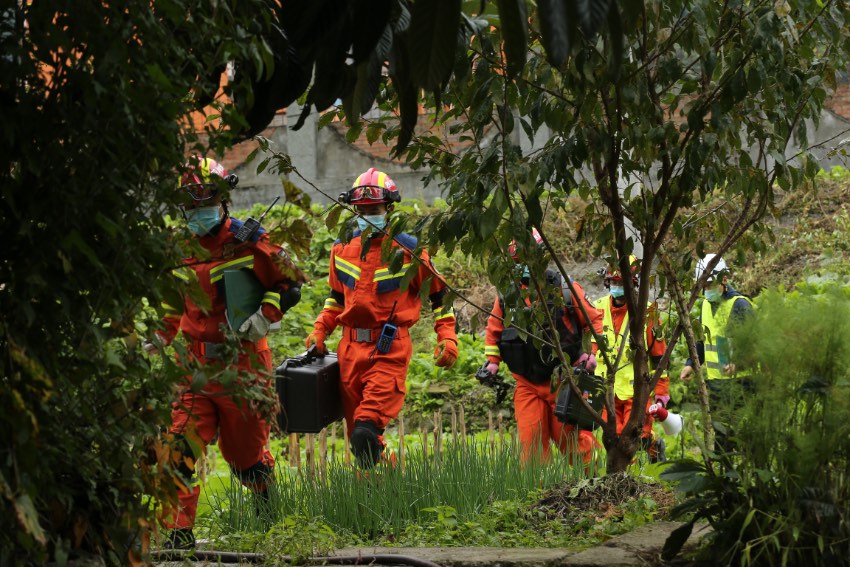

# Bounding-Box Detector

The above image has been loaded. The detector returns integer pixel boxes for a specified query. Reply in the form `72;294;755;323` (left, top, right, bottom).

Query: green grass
181;426;683;556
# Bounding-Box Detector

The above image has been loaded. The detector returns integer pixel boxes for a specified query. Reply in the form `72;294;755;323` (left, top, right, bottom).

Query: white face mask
356;214;386;232
185;206;221;235
704;288;722;303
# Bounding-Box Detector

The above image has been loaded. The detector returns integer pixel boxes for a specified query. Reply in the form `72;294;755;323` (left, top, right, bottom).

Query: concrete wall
225;104;440;210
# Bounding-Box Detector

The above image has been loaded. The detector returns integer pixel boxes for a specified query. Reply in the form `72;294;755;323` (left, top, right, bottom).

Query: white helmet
695;254;728;283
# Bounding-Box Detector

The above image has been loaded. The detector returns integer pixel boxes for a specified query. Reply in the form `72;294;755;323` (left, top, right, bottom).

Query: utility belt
187;337;267;361
345;326;409;343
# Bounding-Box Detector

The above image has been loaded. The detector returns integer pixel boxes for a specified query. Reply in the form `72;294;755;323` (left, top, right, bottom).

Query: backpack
497;270;583;383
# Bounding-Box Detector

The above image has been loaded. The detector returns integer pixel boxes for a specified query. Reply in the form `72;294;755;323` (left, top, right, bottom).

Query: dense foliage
663;284;850;565
0;2;275;563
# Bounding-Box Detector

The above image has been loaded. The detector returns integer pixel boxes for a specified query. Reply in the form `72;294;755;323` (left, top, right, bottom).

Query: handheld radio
234;196;280;243
375;301;398;355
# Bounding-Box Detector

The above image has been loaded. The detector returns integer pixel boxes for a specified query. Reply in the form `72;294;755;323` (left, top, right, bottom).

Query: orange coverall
158;217;301;529
485;278;604;464
312;231;457;459
594;296;669;440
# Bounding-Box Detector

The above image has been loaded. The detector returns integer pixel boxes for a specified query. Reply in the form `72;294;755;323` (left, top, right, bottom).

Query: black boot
163;527;195;550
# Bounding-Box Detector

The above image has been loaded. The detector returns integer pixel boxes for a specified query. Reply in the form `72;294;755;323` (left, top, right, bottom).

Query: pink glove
573;352;597;372
654;394;671;408
485;362;500;376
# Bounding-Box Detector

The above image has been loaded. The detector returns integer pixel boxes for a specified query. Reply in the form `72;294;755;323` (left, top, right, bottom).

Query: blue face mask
356;214;386;232
186;206;221;236
704;288;722;303
610;285;625;298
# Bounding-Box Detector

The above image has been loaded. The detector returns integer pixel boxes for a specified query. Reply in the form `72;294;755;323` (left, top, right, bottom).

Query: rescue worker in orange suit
144;156;304;549
306;168;458;468
482;229;604;464
592;257;670;463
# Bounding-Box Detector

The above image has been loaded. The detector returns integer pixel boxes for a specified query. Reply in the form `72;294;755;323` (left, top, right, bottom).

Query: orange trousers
337;332;412;443
513;374;598;465
602;395;655;437
164;348;275;530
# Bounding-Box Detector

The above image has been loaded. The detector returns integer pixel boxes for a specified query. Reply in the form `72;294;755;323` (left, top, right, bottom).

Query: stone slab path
152;520;712;566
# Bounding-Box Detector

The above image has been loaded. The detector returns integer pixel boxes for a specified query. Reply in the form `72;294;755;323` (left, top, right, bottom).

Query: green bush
662;284;850;565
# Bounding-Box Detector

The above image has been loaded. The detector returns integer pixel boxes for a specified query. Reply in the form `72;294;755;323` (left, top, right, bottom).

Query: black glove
280;285;302;313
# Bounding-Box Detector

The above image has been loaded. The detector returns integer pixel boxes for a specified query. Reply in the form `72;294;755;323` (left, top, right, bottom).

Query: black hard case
554;371;604;430
275;351;343;433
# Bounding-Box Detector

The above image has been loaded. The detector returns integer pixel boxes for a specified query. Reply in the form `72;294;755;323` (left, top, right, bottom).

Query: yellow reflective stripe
485;345;500;356
172;268;191;283
262;291;281;309
434;306;455;321
375;263;412;282
377;171;386;188
209;256;254;283
335;257;361;280
324;298;344;312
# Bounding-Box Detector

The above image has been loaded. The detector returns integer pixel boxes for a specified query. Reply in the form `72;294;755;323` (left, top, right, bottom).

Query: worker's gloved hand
654;394;671;408
238;308;272;341
573;352;597;372
279;285;302;314
142;332;167;355
485;361;500;376
306;331;327;354
434;339;458;368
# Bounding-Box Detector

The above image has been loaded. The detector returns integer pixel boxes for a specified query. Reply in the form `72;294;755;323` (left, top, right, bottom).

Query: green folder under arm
223;269;266;331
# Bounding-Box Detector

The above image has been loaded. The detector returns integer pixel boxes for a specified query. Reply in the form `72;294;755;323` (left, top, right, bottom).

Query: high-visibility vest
592;297;637;400
700;296;753;380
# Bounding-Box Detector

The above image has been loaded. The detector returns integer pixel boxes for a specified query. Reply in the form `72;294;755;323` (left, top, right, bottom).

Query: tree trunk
602;421;641;473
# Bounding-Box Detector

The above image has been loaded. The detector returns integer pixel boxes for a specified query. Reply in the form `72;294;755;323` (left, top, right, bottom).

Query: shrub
662;284;850;565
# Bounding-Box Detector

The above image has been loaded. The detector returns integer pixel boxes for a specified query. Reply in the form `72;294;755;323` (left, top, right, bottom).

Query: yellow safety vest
592;296;638;400
700;296;753;380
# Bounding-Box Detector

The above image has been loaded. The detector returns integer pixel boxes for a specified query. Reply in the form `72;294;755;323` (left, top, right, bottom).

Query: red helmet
605;255;640;284
179;156;238;202
341;167;401;205
508;228;544;261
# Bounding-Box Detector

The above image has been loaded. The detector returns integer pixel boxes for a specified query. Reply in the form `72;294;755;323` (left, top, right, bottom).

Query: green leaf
14;494;47;545
576;0;611;38
479;202;502;239
325;206;342;231
537;0;570;68
496;0;528;78
390;39;419;155
661;520;694;561
345;24;392;119
145;63;173;89
408;0;462;90
389;248;406;274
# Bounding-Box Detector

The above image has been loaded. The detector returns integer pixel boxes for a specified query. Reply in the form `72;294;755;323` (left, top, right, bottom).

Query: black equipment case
275;351;343;433
554;370;604;430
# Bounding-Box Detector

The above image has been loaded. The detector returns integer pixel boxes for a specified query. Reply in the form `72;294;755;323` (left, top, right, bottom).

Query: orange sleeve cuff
261;303;283;323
